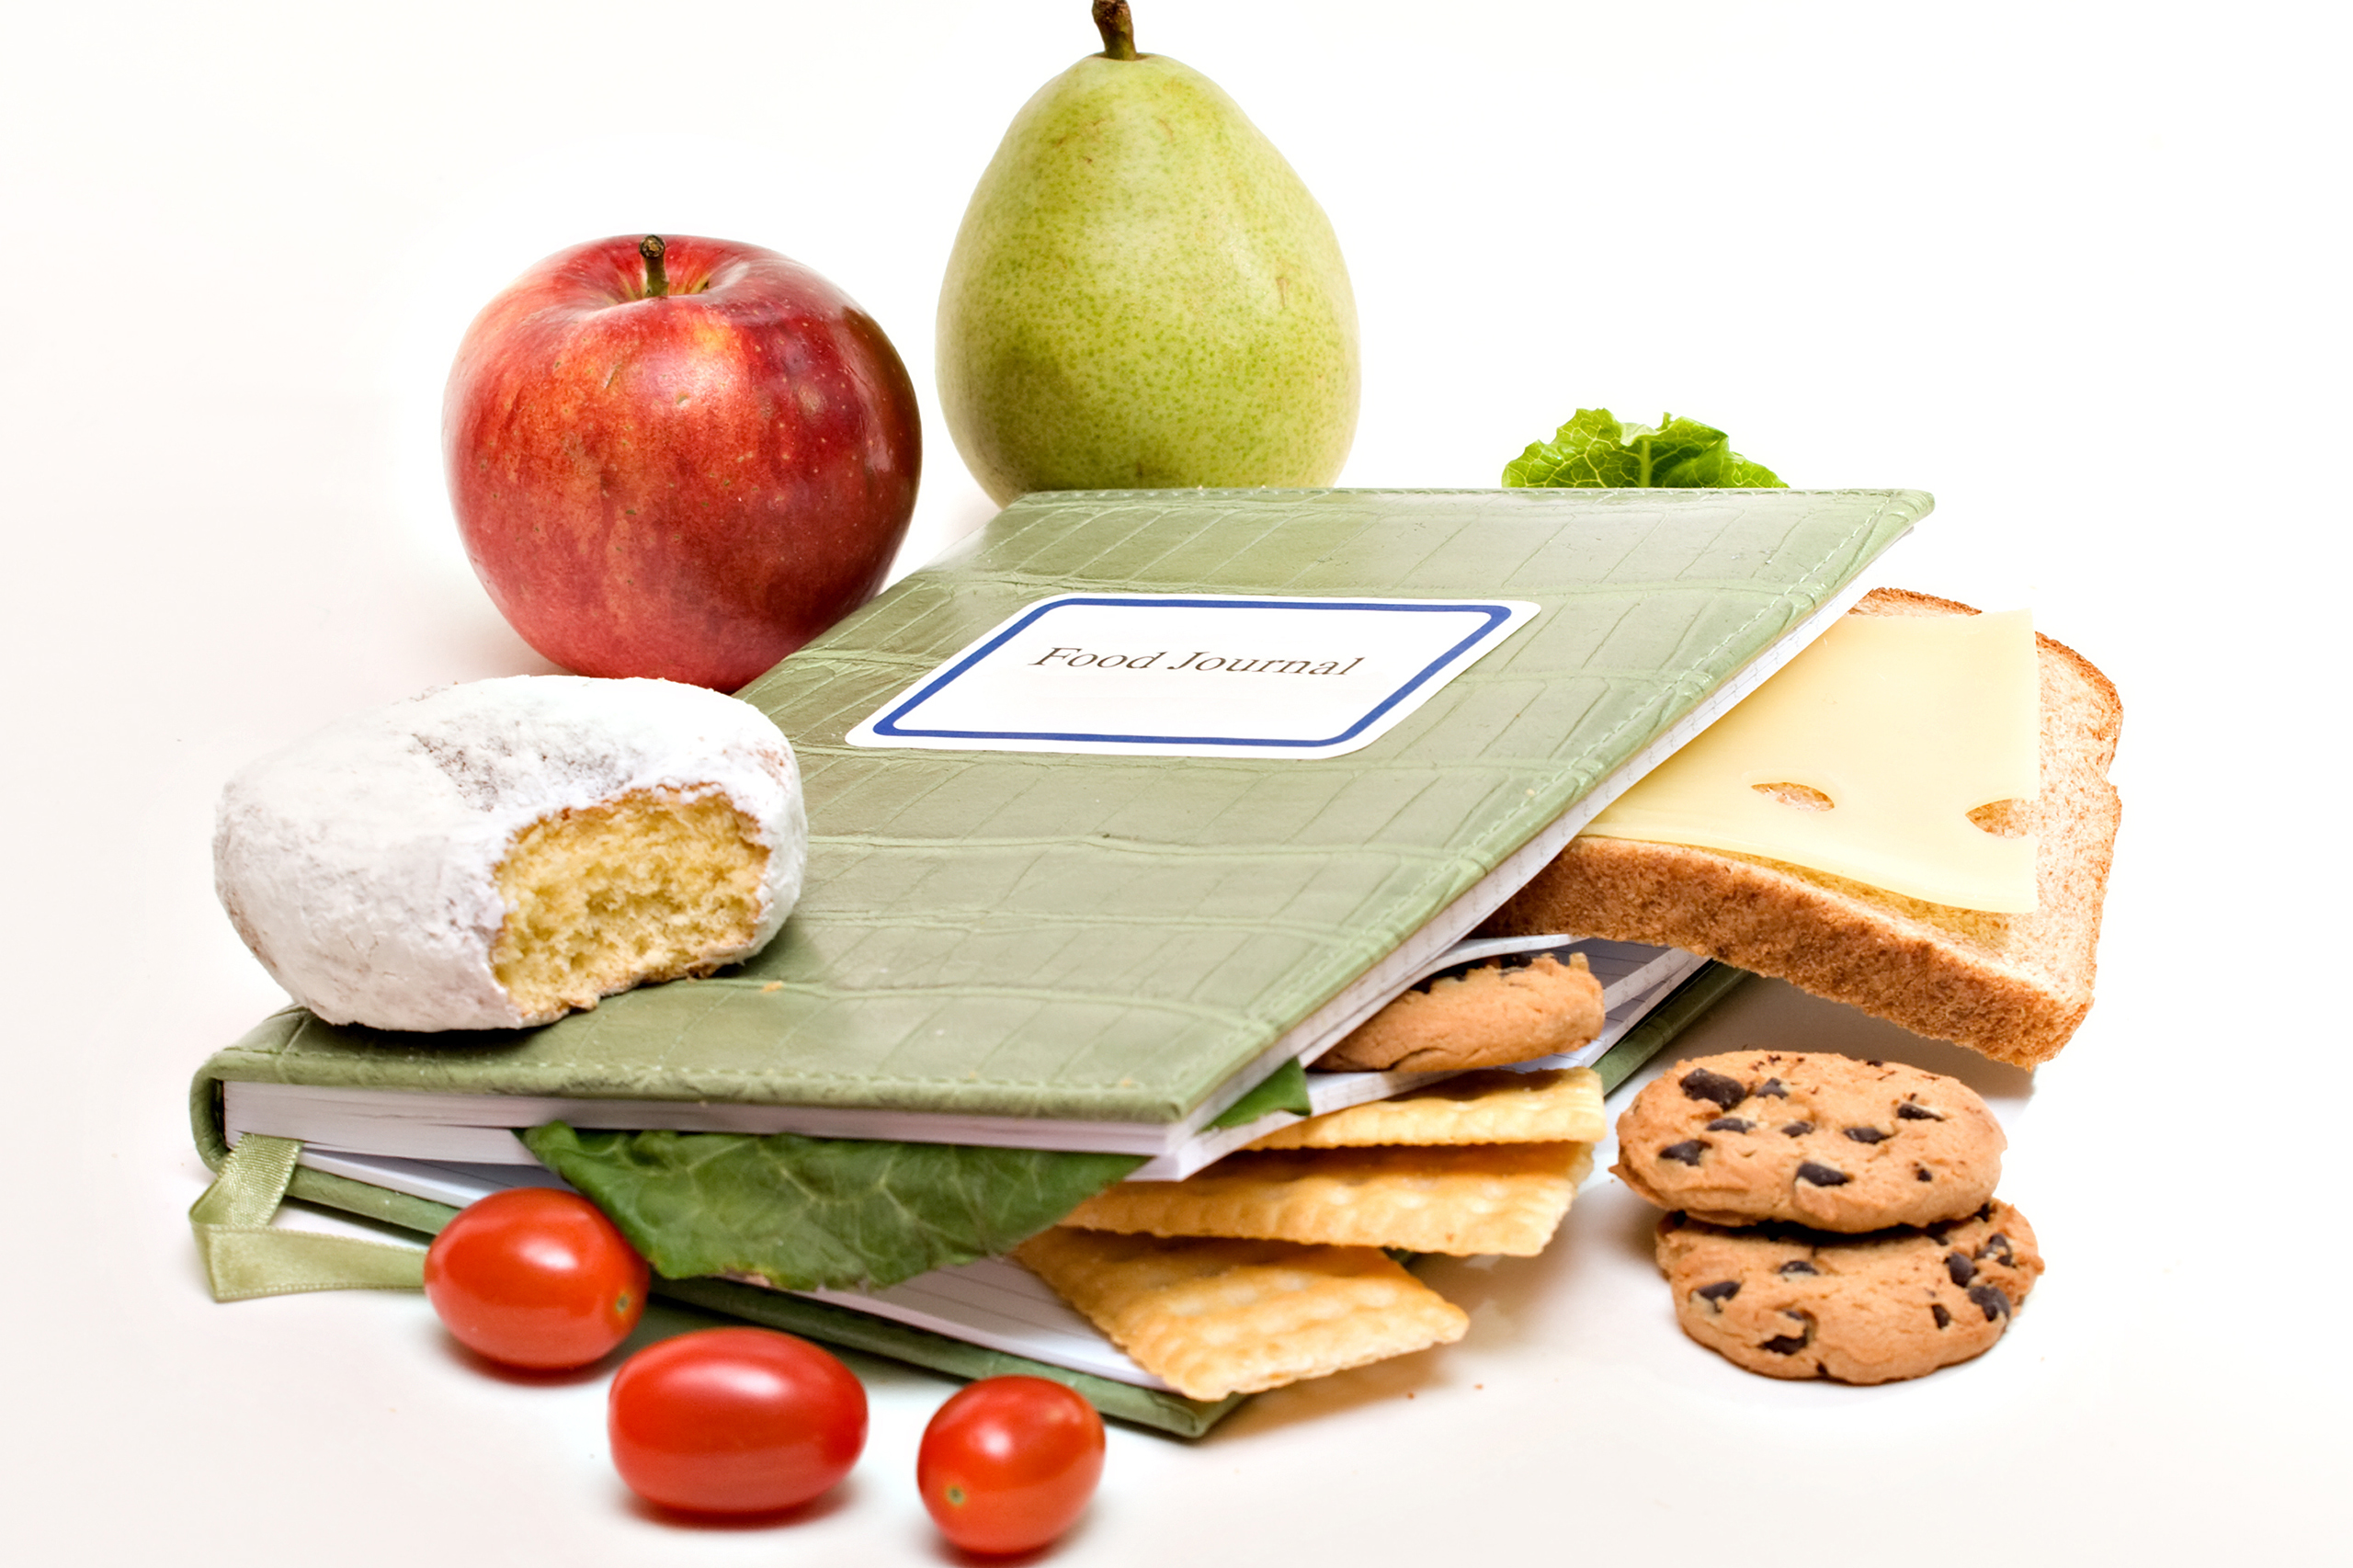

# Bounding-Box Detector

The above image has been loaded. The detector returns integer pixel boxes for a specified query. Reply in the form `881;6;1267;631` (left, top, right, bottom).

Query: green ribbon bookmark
189;1135;426;1301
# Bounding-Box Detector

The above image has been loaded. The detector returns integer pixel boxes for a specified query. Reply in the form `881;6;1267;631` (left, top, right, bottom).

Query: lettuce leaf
523;1123;1142;1292
1208;1058;1313;1129
1717;454;1786;487
1503;408;1784;489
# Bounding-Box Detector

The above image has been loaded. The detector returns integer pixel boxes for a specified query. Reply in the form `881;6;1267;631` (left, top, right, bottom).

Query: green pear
938;2;1359;504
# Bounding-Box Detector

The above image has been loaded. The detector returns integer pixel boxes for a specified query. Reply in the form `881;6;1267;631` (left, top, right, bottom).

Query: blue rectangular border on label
848;595;1540;759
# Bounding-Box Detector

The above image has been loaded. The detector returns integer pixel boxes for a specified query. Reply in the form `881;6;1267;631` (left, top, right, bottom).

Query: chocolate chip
1755;1078;1789;1098
1843;1127;1888;1144
1931;1303;1952;1328
1759;1312;1815;1355
1976;1233;2016;1267
1897;1102;1943;1121
1777;1259;1819;1276
1780;1120;1814;1137
1706;1117;1755;1132
1864;1059;1882;1067
1694;1280;1741;1304
1945;1251;1976;1288
1412;951;1550;994
1679;1068;1748;1110
1968;1284;2012;1321
1915;1165;1933;1182
1659;1140;1707;1166
1795;1162;1848;1187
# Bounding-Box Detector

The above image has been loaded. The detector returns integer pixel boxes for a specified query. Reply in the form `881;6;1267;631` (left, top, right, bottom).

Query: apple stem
1093;0;1137;60
640;235;670;300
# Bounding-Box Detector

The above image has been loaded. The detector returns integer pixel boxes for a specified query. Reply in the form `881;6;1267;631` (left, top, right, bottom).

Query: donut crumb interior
491;788;768;1018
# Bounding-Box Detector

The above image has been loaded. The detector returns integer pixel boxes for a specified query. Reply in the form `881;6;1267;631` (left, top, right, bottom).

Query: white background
3;1;2344;1561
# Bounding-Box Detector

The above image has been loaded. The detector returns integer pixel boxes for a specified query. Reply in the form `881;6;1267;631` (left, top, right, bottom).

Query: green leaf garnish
1502;408;1784;489
1717;454;1786;487
1207;1058;1313;1129
523;1123;1142;1292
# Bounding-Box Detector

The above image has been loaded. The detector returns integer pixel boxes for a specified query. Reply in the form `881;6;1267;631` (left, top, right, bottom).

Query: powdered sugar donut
214;676;806;1031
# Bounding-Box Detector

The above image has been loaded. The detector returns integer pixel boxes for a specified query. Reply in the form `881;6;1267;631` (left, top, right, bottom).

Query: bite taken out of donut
213;676;805;1032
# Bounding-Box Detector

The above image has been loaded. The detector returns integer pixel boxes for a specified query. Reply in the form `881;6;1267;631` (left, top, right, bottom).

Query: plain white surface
3;1;2344;1561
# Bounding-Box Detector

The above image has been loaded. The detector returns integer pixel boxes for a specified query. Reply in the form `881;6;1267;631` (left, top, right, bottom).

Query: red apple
444;234;921;690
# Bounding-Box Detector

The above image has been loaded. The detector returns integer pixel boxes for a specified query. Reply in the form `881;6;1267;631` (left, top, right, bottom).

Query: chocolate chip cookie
1612;1051;2003;1231
1315;951;1605;1072
1656;1201;2043;1382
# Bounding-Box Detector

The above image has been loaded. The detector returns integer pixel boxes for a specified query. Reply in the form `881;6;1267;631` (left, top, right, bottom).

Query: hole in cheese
1967;798;2032;839
1754;782;1836;812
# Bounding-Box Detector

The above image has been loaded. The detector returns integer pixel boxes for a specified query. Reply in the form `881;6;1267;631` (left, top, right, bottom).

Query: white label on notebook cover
847;594;1540;758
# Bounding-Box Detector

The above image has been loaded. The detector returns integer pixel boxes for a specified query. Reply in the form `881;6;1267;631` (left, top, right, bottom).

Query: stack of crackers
1014;1066;1606;1401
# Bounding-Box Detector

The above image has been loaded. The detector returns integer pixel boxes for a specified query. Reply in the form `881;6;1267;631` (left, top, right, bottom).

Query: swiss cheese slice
1583;609;2039;911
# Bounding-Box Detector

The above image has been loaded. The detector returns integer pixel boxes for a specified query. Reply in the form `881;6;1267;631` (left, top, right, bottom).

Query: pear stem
1093;0;1137;60
640;234;670;299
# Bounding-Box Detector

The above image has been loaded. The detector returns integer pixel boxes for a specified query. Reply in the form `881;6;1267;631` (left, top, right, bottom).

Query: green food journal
194;486;1925;1154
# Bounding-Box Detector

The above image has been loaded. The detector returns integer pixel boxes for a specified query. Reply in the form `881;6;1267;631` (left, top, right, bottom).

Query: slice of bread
1479;589;2121;1068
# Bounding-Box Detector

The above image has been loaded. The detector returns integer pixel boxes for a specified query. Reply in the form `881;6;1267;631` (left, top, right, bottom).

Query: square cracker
1245;1066;1604;1151
1012;1229;1469;1401
1056;1142;1594;1256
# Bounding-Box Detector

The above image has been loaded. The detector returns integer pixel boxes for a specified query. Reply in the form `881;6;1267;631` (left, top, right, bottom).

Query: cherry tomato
423;1187;648;1369
917;1376;1106;1554
608;1327;868;1515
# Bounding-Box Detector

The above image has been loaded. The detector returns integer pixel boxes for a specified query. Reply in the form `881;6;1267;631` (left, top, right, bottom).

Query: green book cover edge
184;1080;1235;1437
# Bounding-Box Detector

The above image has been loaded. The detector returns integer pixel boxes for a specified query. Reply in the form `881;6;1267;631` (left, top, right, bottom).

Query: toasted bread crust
1481;589;2120;1067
